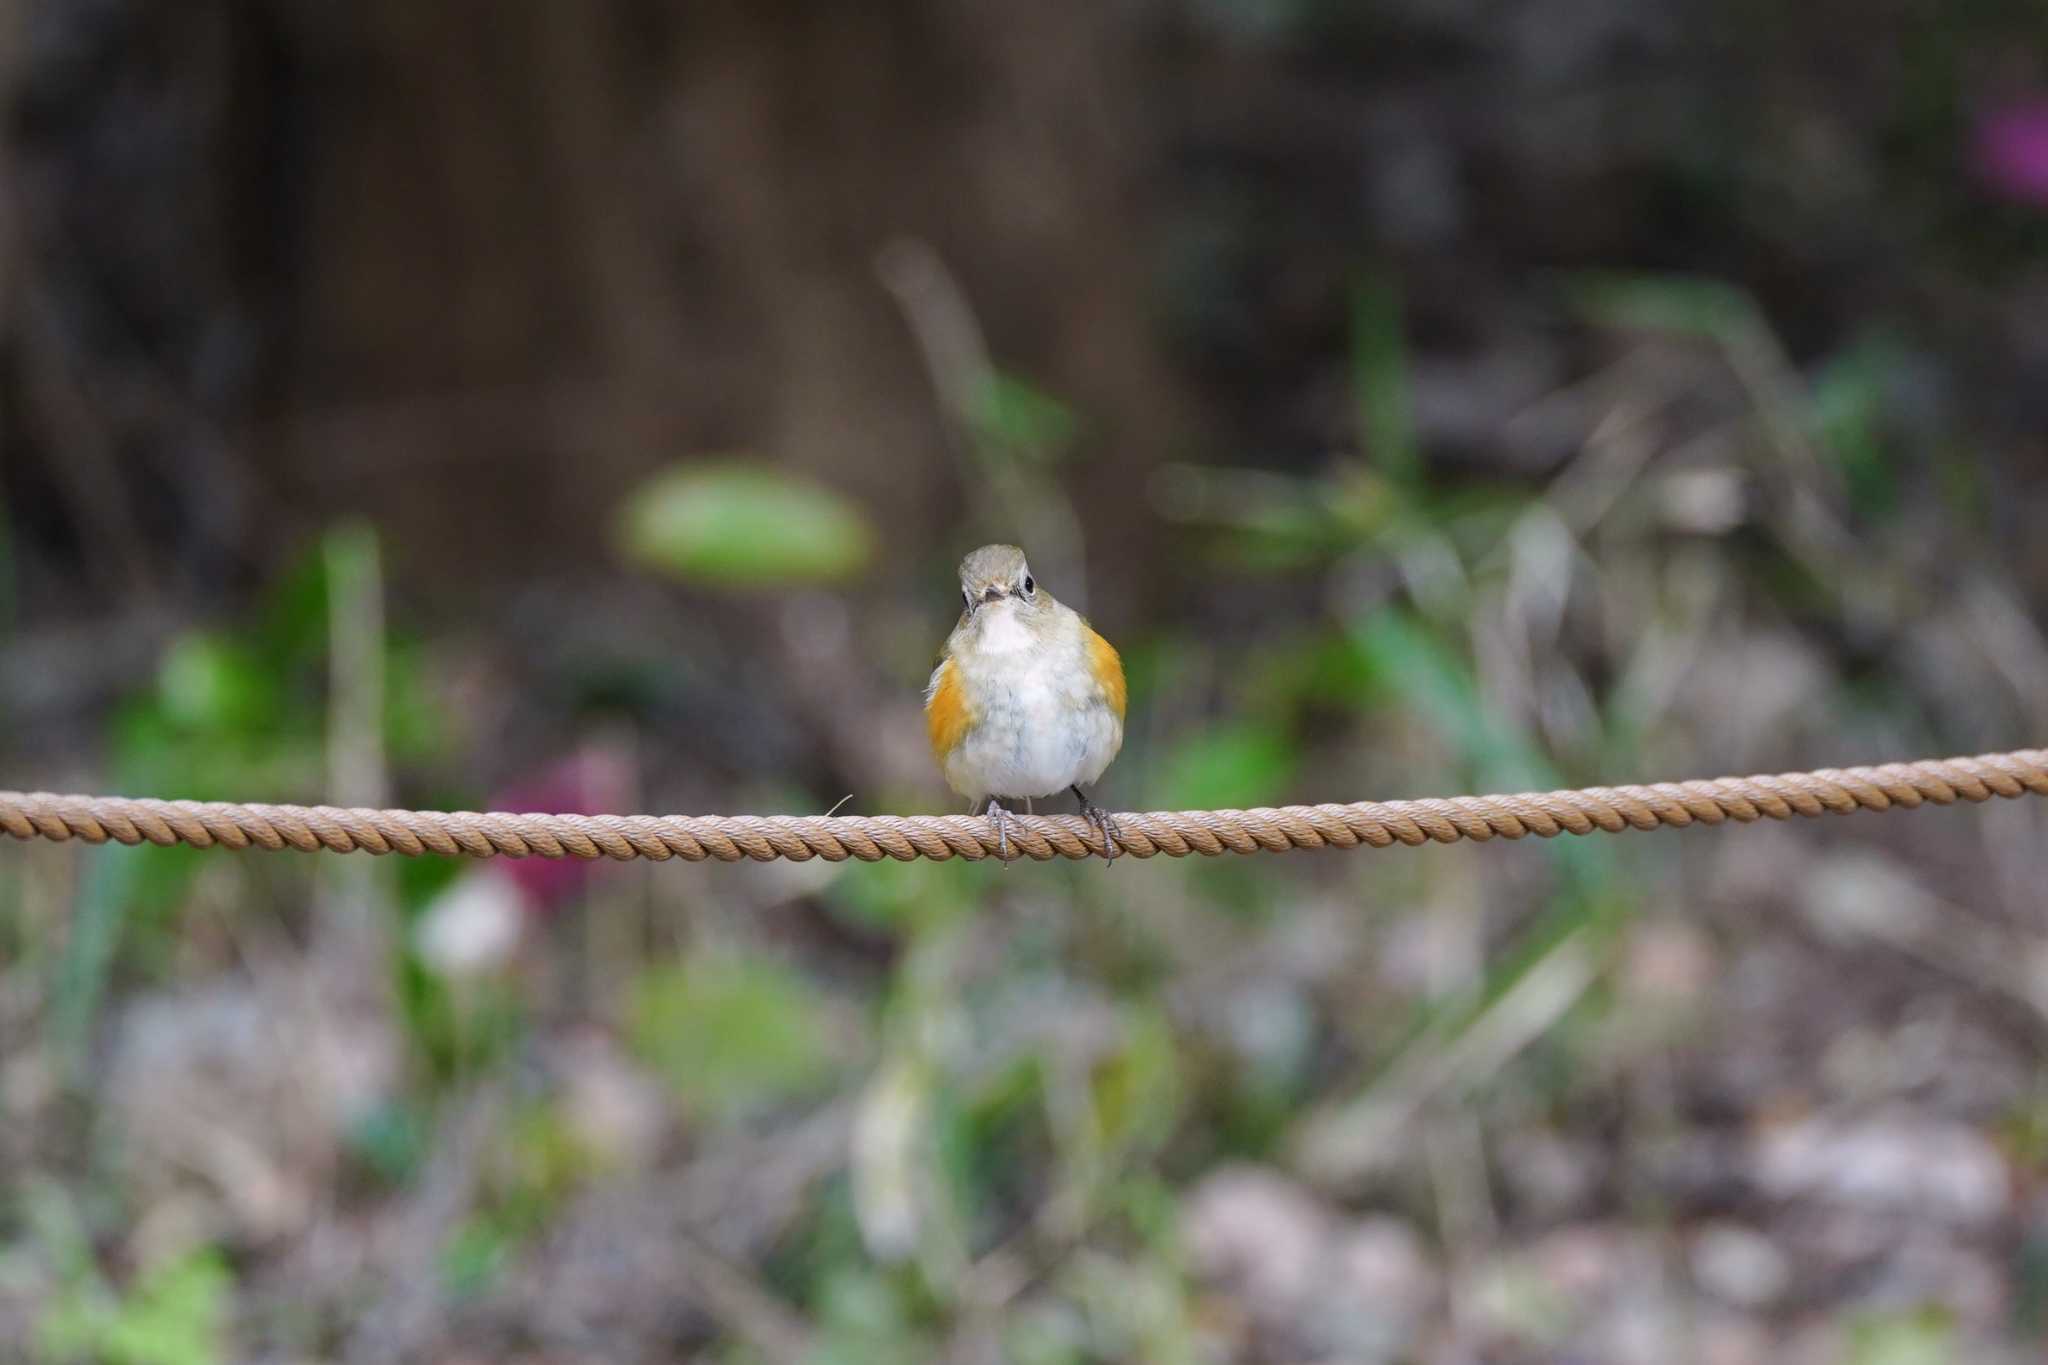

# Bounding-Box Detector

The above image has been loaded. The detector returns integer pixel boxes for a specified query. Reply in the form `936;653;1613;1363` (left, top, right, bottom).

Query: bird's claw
984;799;1014;864
1073;787;1120;864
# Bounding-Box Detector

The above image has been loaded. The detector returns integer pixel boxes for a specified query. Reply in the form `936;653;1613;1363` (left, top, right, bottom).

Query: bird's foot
1071;785;1120;864
981;797;1014;864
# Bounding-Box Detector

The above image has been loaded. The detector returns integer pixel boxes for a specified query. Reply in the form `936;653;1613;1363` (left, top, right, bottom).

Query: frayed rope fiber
2;749;2043;864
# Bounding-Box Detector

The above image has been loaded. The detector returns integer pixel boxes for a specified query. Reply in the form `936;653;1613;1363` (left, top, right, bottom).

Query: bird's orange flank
925;656;973;762
1085;626;1126;722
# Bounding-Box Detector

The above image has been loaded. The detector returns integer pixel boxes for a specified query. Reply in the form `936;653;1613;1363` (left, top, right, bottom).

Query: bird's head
956;544;1047;624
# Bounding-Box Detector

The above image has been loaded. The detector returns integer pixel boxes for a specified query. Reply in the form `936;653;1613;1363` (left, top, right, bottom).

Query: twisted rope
2;749;2042;864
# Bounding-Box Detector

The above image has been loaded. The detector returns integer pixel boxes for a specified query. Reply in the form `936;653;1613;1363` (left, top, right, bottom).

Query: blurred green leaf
109;699;306;802
108;538;448;807
499;1102;597;1217
1059;1250;1198;1363
1091;1006;1184;1161
1847;1306;1956;1365
968;371;1079;462
1152;721;1296;810
38;1248;231;1365
1811;337;1902;521
811;1267;935;1364
156;635;276;733
617;461;875;587
628;954;833;1119
258;542;341;664
346;1100;431;1187
440;1217;514;1300
828;858;976;933
381;638;447;765
1247;633;1387;717
936;1050;1050;1252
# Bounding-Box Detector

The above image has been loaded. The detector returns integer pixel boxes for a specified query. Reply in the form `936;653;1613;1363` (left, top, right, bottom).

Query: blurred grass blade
324;522;387;809
1351;275;1421;487
1352;609;1551;792
1294;927;1598;1186
52;845;142;1077
851;1054;933;1264
1353;608;1615;891
1566;271;1757;342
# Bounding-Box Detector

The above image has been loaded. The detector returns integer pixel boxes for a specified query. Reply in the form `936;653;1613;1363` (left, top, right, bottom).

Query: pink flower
491;747;636;914
1974;101;2048;207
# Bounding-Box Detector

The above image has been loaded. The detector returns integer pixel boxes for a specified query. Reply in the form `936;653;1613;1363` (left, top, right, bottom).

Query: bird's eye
1023;575;1035;595
962;589;974;611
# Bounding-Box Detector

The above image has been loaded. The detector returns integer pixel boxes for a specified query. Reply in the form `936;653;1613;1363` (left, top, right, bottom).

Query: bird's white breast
975;608;1036;657
942;605;1122;801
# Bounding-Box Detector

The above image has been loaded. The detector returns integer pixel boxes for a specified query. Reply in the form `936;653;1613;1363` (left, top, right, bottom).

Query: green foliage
431;1102;604;1298
1243;632;1386;717
1089;1005;1186;1165
111;534;443;801
931;1049;1050;1248
439;1217;515;1301
37;1248;232;1365
59;528;451;1072
1566;271;1759;341
110;635;309;800
498;1101;600;1210
393;945;525;1086
967;371;1080;465
345;1099;431;1188
1152;720;1296;810
1810;335;1904;521
154;635;276;735
1847;1307;1957;1365
827;858;979;933
50;845;200;1073
811;1267;938;1363
628;954;834;1119
616;461;876;587
1174;463;1397;571
1351;608;1555;791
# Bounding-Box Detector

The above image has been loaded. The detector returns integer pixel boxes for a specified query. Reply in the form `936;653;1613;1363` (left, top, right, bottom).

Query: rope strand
1;749;2042;864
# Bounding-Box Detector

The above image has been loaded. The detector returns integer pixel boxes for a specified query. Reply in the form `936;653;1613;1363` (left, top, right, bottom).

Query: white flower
414;871;525;977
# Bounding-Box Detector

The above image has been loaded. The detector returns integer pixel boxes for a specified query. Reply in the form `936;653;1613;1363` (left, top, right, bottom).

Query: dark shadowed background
3;1;2048;1361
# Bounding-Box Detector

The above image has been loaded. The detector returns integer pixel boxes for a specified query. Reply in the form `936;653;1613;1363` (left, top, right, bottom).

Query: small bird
925;544;1126;861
